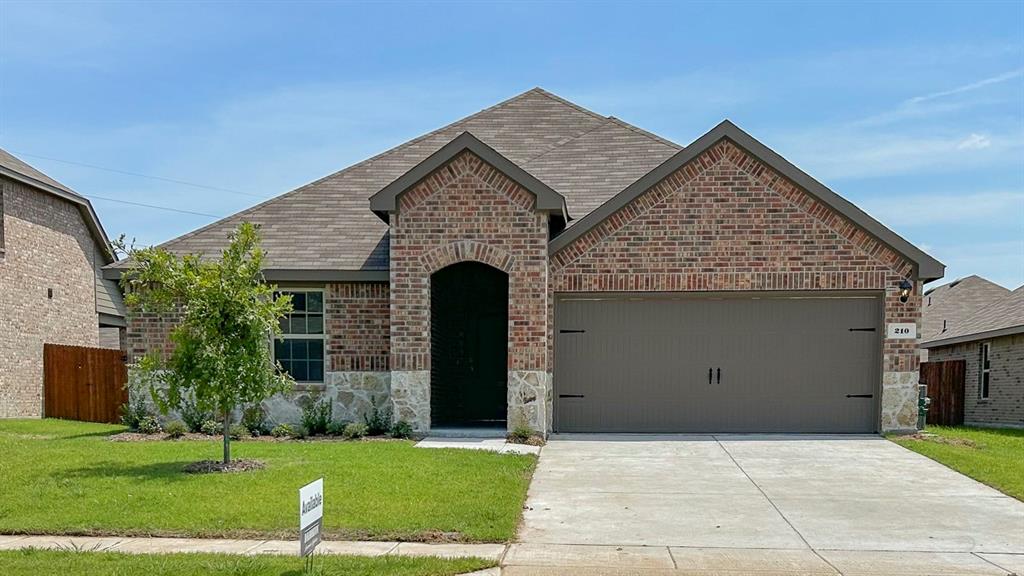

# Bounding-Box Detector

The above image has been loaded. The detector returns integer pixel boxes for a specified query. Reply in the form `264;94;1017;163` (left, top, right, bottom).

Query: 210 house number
886;323;917;339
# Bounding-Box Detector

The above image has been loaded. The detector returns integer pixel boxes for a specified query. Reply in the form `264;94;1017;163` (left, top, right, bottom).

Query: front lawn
0;419;535;542
890;425;1024;500
0;549;493;576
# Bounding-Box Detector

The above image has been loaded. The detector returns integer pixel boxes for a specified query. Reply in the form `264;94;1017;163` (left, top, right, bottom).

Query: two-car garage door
554;294;882;433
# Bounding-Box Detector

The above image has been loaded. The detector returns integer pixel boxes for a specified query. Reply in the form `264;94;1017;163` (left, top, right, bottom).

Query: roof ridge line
530;87;609;121
137;88;548;254
520;117;617;167
606;116;683;150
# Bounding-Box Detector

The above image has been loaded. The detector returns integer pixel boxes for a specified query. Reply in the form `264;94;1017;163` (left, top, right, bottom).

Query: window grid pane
275;289;326;382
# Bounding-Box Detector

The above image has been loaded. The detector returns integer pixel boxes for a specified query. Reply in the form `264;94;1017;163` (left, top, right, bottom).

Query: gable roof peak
369;130;568;222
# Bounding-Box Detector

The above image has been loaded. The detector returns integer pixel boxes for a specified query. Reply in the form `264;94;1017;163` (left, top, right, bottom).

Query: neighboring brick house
919;275;1010;362
106;88;944;434
923;284;1023;428
0;149;125;418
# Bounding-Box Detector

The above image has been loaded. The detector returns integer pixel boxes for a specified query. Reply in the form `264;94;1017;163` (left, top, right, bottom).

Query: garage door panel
554;294;881;433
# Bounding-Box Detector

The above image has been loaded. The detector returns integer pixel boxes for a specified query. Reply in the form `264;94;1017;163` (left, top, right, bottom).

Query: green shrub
507;425;535;444
326;419;351;437
389;420;413;439
301;397;332;436
241;404;268;436
364;396;392;436
118;394;150;432
164;420;187;439
137;416;162;435
200;419;223;436
342;422;368;440
228;423;250;440
270;423;294;438
179;396;211;434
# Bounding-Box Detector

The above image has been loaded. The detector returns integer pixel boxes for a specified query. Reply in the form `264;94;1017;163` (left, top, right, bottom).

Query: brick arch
420;240;516;275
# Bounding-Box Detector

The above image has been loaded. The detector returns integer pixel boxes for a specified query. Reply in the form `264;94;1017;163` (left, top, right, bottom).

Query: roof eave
922;324;1024;349
0;165;118;264
547;120;945;282
369;131;569;222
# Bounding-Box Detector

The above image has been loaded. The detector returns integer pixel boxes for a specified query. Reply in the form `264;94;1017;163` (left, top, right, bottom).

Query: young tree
120;222;293;464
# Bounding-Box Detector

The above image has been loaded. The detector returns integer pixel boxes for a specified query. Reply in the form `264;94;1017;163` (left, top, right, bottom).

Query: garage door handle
846;394;874;398
708;368;713;385
559;394;584;399
716;368;721;384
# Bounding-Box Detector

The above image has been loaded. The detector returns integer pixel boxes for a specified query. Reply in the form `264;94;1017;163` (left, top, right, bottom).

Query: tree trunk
222;408;231;464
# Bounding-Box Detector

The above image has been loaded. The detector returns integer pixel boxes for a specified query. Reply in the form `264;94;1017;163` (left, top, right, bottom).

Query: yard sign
299;478;324;557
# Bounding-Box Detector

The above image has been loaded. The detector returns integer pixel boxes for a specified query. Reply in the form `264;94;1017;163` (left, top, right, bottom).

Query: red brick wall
126;281;392;374
389;150;549;372
551;140;921;375
327;282;389;371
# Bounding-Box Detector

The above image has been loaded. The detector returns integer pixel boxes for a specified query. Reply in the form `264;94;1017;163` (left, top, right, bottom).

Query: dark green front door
430;262;508;428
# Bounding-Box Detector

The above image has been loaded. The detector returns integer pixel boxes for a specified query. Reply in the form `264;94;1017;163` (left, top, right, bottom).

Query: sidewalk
0;534;506;562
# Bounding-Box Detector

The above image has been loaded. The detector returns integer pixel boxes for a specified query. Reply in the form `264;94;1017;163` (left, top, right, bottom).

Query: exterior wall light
898;279;913;303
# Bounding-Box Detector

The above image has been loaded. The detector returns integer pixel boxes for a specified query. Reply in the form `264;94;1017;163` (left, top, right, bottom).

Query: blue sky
1;1;1021;288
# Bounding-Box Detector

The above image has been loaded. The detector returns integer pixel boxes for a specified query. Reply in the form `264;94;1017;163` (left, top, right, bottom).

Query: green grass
0;419;535;542
0;549;493;576
890;425;1024;500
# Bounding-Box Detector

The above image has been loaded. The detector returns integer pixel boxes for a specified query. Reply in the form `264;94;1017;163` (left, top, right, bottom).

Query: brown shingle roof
923;284;1024;348
107;88;678;271
921;276;1011;342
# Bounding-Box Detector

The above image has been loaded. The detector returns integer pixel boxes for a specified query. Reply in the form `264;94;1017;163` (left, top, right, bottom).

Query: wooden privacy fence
921;359;966;426
44;343;127;424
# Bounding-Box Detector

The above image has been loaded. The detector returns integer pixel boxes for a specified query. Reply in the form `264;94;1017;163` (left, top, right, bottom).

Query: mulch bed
903;432;979;448
183;459;266;474
108;431;411;443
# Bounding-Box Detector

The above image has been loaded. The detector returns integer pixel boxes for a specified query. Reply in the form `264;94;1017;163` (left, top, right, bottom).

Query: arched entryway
430;261;509;429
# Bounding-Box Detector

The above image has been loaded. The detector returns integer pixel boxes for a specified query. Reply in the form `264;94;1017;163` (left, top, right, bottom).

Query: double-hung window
979;342;991;399
274;289;325;383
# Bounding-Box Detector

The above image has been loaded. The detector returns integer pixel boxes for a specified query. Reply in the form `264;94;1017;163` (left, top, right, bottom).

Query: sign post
299;478;323;557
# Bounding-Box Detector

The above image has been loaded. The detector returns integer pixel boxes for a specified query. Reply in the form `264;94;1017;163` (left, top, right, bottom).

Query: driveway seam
666;545;678;569
971;551;1016;574
713;435;844;576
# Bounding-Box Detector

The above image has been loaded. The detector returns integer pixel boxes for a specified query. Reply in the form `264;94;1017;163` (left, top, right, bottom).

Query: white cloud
906;68;1024;105
957;133;992;150
858;191;1024;228
772;129;1024;181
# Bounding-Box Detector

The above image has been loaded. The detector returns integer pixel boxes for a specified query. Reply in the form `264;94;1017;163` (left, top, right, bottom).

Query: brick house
923;284;1023;428
106;88;944;434
0;149;125;418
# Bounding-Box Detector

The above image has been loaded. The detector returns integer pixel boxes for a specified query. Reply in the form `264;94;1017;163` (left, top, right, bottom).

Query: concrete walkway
513;434;1024;575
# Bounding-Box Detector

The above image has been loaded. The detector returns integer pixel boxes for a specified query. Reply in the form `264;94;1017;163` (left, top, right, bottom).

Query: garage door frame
552;290;885;434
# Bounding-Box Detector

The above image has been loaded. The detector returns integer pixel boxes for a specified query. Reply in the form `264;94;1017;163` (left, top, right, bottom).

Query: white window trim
979;341;991;400
273;288;326;384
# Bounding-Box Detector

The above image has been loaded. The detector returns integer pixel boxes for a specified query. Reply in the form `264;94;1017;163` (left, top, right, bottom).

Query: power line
87;194;223;218
10;150;265;198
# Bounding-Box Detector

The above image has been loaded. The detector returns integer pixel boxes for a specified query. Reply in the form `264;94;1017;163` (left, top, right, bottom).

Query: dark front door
430;262;509;428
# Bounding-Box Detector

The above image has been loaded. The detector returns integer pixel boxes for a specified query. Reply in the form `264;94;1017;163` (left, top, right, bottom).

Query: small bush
119;394;150;432
507;425;537;444
179;396;212;434
342;422;368;440
228;423;250;440
271;423;295;438
364;396;392;436
326;419;351;437
389;420;414;439
301;397;332;436
164;420;187;439
200;419;223;436
241;404;268;436
137;415;162;435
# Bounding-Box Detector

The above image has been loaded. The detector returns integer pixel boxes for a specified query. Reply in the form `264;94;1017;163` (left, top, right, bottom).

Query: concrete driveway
509;435;1024;575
